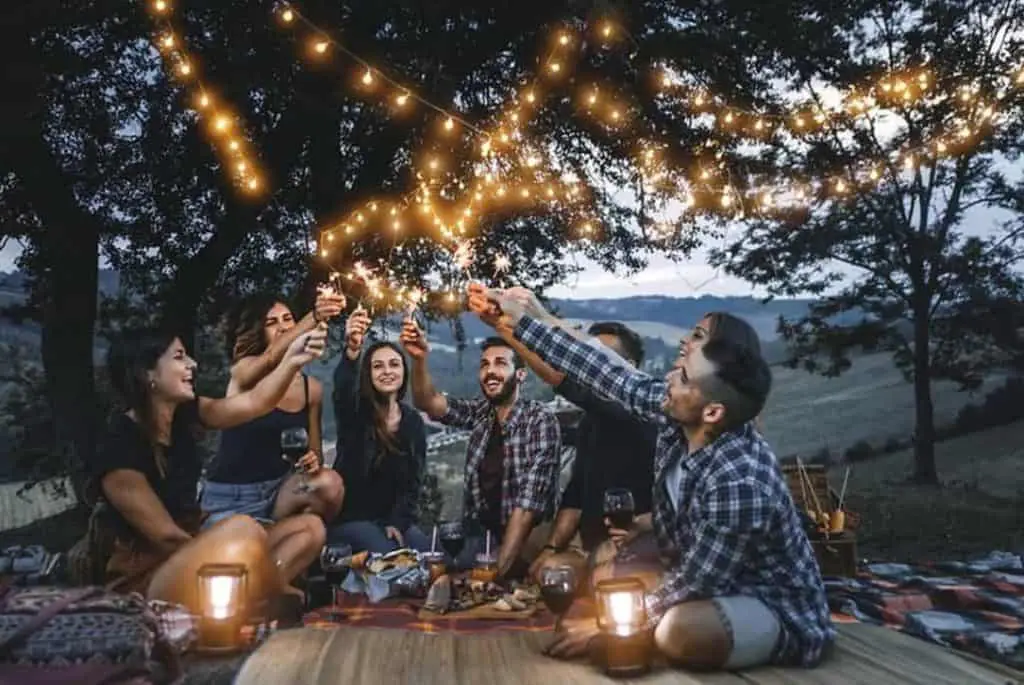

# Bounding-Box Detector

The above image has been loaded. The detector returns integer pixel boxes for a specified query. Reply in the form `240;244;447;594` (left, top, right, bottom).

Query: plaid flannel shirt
439;396;561;528
515;315;835;667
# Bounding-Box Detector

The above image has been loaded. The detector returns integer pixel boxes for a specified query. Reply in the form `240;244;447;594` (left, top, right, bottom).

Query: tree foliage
710;0;1024;482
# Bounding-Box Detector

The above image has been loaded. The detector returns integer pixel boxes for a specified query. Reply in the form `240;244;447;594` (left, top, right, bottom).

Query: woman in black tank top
200;292;347;581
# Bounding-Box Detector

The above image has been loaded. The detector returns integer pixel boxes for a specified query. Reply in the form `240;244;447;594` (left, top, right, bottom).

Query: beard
480;373;519;406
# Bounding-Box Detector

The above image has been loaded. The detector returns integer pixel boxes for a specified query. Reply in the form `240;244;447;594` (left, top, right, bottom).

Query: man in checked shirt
468;284;834;670
399;316;562;580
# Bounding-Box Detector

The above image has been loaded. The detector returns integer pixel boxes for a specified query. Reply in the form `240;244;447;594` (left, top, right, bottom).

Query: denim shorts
199;477;285;528
713;595;782;670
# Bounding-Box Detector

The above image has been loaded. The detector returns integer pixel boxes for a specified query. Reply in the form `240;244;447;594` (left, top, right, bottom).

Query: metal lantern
593;577;652;677
196;563;247;653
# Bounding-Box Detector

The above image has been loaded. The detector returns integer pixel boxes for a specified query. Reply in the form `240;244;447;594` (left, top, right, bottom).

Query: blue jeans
199;478;285;528
327;520;433;555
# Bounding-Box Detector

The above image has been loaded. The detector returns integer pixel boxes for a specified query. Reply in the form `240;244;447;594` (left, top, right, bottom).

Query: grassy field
761;353;1006;459
829;420;1024;562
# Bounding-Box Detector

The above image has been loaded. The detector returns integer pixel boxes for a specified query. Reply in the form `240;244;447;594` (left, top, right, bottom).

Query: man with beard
468;285;833;671
401;317;561;578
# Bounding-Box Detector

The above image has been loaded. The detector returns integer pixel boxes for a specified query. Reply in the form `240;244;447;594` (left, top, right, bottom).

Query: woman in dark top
82;325;327;613
201;292;346;529
327;307;431;553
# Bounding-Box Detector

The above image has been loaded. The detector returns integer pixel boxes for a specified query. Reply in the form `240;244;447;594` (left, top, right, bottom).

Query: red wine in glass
540;565;576;630
604;488;635;531
438;521;465;561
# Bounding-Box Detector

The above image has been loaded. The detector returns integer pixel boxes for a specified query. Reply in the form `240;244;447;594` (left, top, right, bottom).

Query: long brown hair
222;293;285;362
105;327;194;478
358;340;409;460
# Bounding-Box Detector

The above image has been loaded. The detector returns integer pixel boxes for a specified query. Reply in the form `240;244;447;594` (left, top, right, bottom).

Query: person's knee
319;469;345;515
298;513;327;550
654;602;731;669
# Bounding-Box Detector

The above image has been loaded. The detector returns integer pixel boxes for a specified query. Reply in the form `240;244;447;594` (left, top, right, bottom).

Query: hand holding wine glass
540;565;577;631
281;427;314;494
603;488;636;547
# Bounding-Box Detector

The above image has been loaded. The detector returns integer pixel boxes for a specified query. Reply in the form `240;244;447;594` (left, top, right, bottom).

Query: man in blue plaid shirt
469;284;834;670
400;316;561;579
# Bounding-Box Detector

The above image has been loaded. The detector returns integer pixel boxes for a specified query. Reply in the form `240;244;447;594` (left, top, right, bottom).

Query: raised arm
516;315;667;423
492;319;566;387
198;327;327;430
229;292;344;392
333;308;370;420
399;317;450;420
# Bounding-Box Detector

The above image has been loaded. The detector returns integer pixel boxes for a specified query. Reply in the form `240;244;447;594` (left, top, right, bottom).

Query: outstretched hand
466;282;502;327
399;316;429;359
285;324;328;366
345;307;371;359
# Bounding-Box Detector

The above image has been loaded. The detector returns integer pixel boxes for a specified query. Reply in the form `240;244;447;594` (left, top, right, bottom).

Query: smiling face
263;302;295;346
148;337;197;404
479;344;523;405
369;345;405;396
662;344;725;428
678;316;711;362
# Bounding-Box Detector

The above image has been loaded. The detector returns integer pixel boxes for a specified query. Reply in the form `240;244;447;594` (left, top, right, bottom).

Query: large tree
1;0;852;483
711;0;1024;483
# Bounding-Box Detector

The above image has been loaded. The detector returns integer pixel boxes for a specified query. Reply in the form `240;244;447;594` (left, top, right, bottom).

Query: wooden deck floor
233;623;1022;685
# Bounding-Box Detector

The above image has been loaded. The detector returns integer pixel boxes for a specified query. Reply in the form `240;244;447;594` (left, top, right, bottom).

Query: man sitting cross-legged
399;316;562;580
471;304;657;588
468;284;834;670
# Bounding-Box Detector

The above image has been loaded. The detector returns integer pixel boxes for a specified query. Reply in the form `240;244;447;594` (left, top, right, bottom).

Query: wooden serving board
418;602;538;621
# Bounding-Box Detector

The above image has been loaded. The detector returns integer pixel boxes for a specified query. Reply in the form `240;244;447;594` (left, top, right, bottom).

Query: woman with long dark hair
327;308;431;553
79;325;327;611
201;292;346;528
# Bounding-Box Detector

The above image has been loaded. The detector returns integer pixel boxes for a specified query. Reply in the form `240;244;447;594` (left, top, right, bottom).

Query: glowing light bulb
281;8;294;22
246;178;259;191
153;0;168;12
198;94;210;108
177;61;191;76
314;41;328;54
444;117;455;131
525;90;536;103
161;34;175;48
558;33;570;45
214;115;231;132
396;93;409;107
549;62;561;73
601;22;613;38
362;70;374;85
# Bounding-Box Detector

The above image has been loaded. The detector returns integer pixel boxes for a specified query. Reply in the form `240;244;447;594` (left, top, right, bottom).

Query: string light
145;0;263;195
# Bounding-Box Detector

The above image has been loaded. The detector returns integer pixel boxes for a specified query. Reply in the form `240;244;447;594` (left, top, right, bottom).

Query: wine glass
438;521;465;565
603;488;635;532
540;565;577;630
320;543;353;588
281;427;312;494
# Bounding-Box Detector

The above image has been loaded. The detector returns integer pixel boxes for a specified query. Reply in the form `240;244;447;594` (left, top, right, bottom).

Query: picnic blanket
304;590;557;635
826;551;1024;670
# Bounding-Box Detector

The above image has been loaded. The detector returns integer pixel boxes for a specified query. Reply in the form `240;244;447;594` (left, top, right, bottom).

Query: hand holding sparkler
314;271;346;323
344;306;371;360
466;282;502;328
399;316;430;360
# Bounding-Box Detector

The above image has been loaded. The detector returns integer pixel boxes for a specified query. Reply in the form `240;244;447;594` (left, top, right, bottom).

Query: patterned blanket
304;590;557;635
826;551;1024;670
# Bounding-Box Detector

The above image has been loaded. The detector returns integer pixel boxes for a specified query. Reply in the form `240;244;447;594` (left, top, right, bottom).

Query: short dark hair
480;337;524;369
699;337;772;431
703;311;762;356
587;321;645;365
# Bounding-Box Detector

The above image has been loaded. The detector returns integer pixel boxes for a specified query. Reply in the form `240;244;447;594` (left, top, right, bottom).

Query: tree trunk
911;298;939;484
4;27;100;509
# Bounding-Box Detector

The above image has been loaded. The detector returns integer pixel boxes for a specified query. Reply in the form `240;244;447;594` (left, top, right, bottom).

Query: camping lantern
197;563;247;653
593;577;652;677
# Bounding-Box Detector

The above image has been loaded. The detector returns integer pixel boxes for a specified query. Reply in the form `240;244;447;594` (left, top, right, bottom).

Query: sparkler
493;253;512;288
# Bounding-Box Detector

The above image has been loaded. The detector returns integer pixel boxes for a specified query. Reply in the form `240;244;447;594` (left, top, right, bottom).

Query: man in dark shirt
401;319;562;578
486;320;657;583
